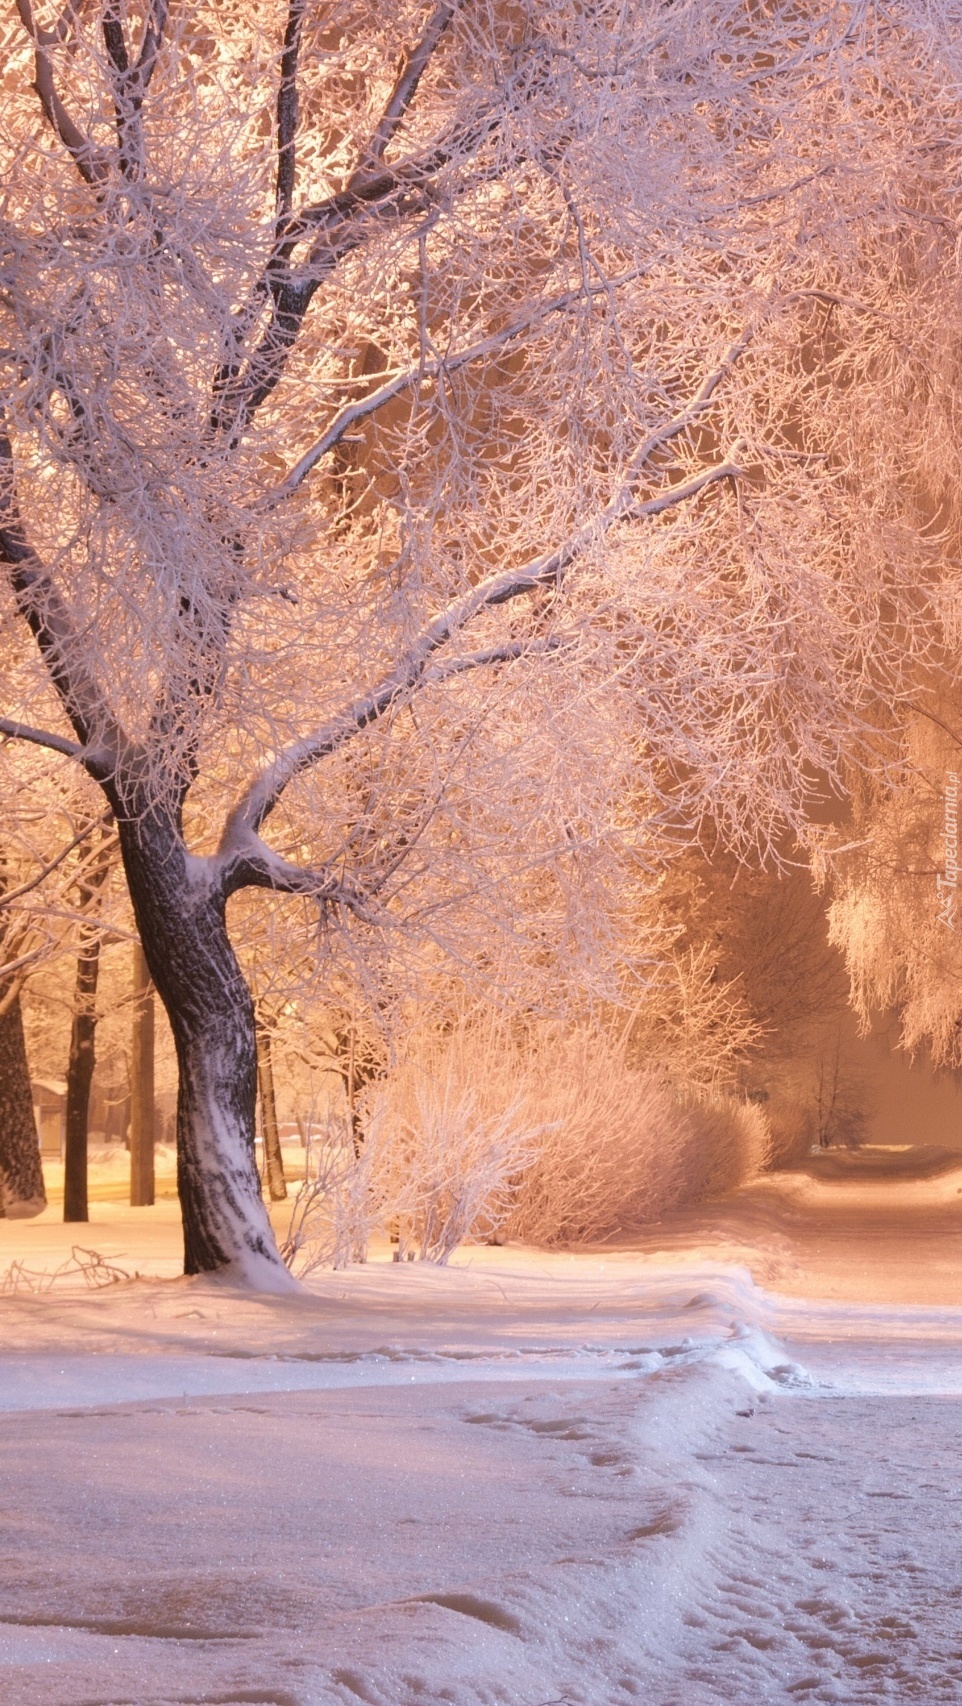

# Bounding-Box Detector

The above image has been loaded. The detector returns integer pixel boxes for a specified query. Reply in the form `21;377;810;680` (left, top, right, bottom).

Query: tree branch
15;0;112;184
908;701;962;753
220;836;372;916
101;0;170;178
212;101;499;437
347;3;456;186
292;106;498;239
0;434;128;771
420;634;573;688
275;0;306;220
261;270;648;508
226;447;741;841
0;812;114;909
221;339;751;853
217;637;571;904
0;942;49;985
101;0;129;74
0;716;88;761
134;0;168;90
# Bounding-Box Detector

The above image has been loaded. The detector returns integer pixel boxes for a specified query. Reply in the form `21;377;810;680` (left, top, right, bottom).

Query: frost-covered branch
0;437;125;771
224;319;749;847
0;716;87;762
0;811;113;909
348;3;457;184
220;834;372;916
264;271;647;505
14;0;112;184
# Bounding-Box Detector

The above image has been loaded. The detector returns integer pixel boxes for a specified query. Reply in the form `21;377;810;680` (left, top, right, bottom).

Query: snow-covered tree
829;698;962;1067
0;1;951;1282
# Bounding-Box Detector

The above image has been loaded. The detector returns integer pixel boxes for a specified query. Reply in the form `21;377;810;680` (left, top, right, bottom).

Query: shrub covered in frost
502;1030;770;1246
281;1020;770;1269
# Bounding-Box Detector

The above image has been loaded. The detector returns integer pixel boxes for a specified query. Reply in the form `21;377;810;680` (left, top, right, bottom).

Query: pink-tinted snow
2;1146;962;1703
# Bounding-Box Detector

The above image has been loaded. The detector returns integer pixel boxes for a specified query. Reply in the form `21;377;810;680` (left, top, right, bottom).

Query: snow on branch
0;435;126;772
219;832;374;916
262;270;649;507
221;336;751;858
0;716;87;762
215;6;476;435
14;0;113;185
347;3;457;185
223;439;744;848
0;811;114;909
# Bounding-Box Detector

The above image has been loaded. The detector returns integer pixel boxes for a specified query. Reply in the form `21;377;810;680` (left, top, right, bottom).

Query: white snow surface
3;1146;962;1703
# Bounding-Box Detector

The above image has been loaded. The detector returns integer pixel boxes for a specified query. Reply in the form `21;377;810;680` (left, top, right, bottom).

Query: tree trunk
63;928;101;1223
255;1017;287;1202
115;804;296;1290
129;942;155;1207
0;986;45;1218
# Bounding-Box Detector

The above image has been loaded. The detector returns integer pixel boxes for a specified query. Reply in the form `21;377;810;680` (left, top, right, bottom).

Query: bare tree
0;2;950;1282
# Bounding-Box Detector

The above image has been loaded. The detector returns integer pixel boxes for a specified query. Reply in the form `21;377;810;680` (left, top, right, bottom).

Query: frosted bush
279;1125;373;1276
502;1031;768;1246
281;1020;771;1269
362;1053;539;1264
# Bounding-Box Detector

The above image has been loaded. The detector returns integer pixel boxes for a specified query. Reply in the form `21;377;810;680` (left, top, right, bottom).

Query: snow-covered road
2;1147;962;1704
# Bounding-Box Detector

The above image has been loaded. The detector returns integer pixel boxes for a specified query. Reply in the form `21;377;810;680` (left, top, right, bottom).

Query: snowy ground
3;1148;962;1704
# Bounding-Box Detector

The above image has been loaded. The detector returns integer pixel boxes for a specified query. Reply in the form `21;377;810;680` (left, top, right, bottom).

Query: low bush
281;1021;771;1270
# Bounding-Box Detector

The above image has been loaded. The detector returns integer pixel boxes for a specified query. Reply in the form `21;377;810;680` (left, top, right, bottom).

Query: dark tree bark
255;1016;287;1202
63;930;101;1222
0;986;45;1218
129;941;155;1207
116;802;295;1288
64;828;112;1223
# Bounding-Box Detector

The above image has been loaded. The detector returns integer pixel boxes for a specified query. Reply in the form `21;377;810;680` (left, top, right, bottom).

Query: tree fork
115;804;296;1289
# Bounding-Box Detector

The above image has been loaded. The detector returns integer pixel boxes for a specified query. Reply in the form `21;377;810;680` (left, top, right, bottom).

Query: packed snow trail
665;1390;962;1703
3;1361;962;1703
2;1146;962;1703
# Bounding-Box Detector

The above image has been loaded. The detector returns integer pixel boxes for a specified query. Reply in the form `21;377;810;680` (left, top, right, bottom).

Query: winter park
9;2;962;1702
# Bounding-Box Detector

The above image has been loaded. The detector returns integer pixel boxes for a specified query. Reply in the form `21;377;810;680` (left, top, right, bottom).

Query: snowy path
3;1148;962;1703
670;1391;962;1704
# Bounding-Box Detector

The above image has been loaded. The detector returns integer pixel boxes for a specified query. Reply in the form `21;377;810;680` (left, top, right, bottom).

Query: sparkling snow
2;1146;962;1703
